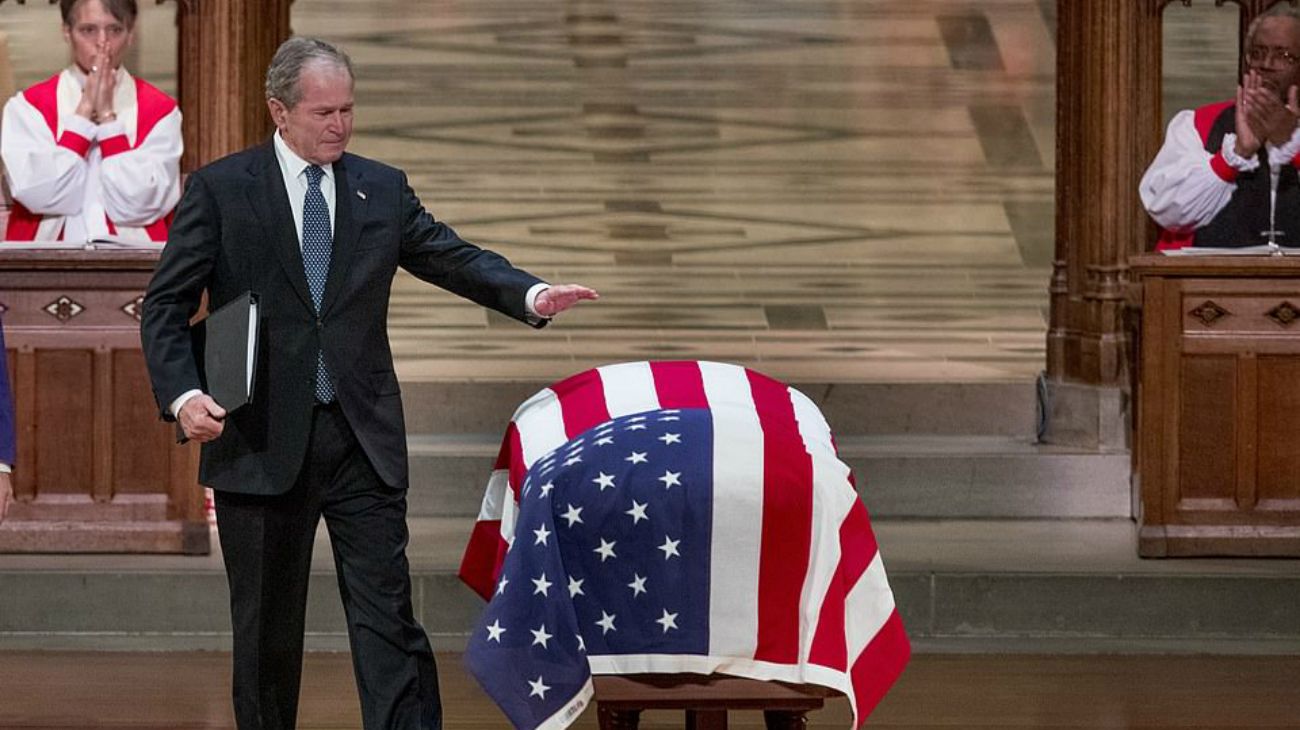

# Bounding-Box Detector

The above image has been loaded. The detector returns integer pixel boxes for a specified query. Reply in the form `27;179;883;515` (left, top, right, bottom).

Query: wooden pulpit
1132;254;1300;557
0;249;208;553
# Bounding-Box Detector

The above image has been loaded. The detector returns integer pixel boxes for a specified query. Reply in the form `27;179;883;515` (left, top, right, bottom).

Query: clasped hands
75;43;119;124
1235;71;1300;159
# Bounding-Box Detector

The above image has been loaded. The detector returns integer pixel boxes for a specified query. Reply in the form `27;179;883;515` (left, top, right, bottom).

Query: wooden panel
111;349;173;494
32;349;94;495
1135;256;1300;555
1181;295;1300;335
12;348;35;500
1176;356;1237;504
0;250;208;553
1256;357;1300;510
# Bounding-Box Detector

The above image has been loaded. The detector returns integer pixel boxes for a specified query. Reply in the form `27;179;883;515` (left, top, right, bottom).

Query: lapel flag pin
357;190;367;200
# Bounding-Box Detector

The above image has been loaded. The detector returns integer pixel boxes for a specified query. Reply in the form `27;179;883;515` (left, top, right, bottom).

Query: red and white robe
1;67;181;243
1140;100;1300;250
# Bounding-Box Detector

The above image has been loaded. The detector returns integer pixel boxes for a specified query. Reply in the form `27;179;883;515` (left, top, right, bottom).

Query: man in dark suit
0;318;14;523
140;37;596;730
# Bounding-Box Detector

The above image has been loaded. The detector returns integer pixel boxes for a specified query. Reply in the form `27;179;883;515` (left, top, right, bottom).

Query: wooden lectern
1132;254;1300;557
0;249;208;553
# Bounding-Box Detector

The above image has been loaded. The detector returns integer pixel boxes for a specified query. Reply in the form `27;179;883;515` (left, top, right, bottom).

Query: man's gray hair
265;37;354;108
1247;5;1300;48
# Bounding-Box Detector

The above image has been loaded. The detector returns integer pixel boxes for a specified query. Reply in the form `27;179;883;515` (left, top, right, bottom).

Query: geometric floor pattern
0;1;1238;381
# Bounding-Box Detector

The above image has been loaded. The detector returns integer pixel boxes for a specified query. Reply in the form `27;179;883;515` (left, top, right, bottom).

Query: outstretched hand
535;284;599;318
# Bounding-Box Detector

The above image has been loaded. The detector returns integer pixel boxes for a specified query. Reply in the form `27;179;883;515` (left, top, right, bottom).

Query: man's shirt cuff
525;282;551;320
0;463;11;474
170;389;203;419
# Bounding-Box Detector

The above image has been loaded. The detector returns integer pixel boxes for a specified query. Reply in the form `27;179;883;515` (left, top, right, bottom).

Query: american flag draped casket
459;361;910;729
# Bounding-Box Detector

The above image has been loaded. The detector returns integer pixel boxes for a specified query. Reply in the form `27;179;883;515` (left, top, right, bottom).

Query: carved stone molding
43;295;85;323
121;295;145;322
1267;301;1300;327
1189;300;1231;326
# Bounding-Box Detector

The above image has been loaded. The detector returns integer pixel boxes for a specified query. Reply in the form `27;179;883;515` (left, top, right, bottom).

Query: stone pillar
1042;0;1163;447
165;0;293;172
1049;0;1160;389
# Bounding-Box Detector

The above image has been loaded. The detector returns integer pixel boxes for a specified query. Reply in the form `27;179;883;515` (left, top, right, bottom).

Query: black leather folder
191;291;260;412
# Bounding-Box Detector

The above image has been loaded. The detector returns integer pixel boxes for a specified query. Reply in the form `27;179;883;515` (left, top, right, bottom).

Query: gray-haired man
141;37;596;729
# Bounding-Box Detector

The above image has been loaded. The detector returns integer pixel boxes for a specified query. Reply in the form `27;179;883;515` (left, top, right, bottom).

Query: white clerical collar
273;130;335;184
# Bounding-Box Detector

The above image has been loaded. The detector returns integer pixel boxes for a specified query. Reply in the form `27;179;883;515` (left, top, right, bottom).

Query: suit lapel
245;143;314;313
320;155;366;317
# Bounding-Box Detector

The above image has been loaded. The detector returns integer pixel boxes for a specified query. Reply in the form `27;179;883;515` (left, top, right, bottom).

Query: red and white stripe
459;361;909;726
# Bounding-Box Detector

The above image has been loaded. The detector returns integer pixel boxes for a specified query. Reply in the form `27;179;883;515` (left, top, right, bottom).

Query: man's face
62;0;133;74
268;63;355;166
1247;17;1300;97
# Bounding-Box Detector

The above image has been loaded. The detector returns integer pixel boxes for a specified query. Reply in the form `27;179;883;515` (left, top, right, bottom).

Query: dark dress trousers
140;141;544;730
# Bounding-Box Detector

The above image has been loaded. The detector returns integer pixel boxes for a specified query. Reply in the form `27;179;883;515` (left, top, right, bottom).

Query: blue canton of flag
466;408;713;729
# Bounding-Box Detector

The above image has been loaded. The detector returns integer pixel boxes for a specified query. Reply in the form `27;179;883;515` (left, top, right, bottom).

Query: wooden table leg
686;709;728;730
597;705;641;730
765;710;809;729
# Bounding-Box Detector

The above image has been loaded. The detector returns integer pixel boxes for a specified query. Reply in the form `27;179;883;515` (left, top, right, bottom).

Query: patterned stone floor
0;1;1240;382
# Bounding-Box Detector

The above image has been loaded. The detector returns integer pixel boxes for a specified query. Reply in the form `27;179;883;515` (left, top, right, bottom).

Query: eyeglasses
1247;45;1300;68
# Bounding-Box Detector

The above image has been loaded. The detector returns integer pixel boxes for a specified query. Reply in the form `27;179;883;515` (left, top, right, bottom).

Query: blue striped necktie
302;164;335;403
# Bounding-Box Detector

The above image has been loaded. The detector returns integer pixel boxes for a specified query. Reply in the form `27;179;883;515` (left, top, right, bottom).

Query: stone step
399;379;1039;438
0;519;1295;654
405;434;1132;519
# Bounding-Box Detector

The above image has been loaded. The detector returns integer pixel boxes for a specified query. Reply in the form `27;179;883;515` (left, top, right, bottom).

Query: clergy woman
1;0;181;243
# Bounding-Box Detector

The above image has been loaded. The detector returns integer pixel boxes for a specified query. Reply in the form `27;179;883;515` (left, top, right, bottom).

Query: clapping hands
1235;71;1300;158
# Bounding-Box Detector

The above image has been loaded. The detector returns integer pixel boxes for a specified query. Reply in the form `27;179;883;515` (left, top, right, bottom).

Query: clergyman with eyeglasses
1140;6;1300;250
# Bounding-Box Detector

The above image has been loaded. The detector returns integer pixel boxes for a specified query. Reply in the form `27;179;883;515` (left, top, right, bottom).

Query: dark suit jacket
140;142;544;495
0;319;15;467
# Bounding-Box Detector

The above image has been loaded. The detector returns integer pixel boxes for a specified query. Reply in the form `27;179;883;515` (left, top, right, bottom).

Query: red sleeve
99;133;130;158
1208;149;1239;182
56;130;91;158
